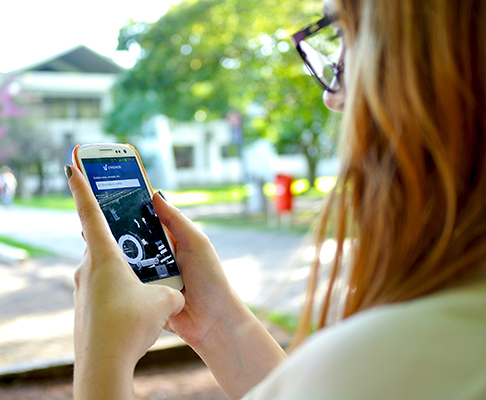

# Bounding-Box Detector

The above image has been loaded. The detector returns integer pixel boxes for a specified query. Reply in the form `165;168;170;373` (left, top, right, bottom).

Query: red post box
275;174;293;213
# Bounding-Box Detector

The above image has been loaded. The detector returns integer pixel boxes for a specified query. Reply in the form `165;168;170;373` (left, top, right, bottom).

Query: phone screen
82;156;180;283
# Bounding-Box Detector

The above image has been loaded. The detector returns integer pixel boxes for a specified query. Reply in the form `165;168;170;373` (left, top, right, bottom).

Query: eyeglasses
292;14;344;92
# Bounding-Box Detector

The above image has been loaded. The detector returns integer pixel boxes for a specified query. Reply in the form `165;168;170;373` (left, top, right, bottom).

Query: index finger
66;165;116;251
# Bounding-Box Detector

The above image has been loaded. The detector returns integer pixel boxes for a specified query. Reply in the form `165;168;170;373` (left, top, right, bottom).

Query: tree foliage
106;0;341;181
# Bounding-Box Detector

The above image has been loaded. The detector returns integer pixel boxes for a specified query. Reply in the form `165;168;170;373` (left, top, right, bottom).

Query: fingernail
156;190;167;201
64;165;72;180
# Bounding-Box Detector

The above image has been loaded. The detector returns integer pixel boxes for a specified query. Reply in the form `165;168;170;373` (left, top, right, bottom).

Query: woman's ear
323;87;346;112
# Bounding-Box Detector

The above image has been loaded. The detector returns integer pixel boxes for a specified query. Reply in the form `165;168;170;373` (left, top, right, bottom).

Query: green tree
107;0;341;183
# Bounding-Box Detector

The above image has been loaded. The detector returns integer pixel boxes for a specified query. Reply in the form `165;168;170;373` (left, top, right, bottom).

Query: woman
65;0;486;398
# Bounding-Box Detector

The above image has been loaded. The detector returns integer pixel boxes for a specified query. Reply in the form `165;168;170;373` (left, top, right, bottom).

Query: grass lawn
14;195;76;210
13;185;249;210
249;305;302;334
0;235;56;258
13;181;333;210
11;181;334;237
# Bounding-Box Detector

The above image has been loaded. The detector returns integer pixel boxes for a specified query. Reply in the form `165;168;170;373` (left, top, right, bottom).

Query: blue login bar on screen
96;179;141;191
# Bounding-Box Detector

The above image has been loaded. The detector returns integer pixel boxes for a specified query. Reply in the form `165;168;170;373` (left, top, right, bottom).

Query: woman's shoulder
342;277;486;342
244;279;486;400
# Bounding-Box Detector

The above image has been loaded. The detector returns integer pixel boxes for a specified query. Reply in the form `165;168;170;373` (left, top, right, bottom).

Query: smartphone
72;143;184;291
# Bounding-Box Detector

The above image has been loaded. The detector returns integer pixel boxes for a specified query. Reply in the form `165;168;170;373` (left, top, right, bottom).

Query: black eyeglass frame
291;13;343;93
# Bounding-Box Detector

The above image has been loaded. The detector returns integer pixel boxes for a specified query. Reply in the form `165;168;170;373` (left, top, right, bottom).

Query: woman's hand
66;165;185;400
153;193;287;400
152;192;236;344
67;162;285;400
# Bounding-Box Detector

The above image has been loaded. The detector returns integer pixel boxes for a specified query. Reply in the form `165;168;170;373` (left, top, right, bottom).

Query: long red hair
294;0;486;346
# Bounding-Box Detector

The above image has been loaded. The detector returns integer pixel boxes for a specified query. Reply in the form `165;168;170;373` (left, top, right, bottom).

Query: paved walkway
0;202;333;374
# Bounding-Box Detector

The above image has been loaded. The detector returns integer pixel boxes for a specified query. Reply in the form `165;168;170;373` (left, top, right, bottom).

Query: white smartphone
72;143;184;291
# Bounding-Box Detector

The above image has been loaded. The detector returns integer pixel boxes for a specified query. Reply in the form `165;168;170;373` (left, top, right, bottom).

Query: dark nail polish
157;190;167;201
64;165;72;180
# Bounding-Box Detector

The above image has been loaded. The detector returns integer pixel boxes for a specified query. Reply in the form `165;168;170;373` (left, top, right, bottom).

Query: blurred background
0;0;343;398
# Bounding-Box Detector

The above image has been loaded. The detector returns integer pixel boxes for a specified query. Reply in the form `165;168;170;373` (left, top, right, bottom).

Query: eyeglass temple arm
291;13;339;45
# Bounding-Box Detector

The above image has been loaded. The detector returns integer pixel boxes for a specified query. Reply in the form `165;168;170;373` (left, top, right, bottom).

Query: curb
0;322;292;384
0;242;28;264
0;336;199;384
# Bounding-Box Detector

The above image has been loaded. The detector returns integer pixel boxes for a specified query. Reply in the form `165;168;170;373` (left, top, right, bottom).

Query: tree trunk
13;166;26;199
305;152;318;187
35;160;45;195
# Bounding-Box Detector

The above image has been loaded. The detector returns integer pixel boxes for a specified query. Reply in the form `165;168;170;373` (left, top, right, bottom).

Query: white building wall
11;71;117;194
42;119;113;145
16;71;116;145
18;71;117;95
272;155;340;180
167;119;242;186
143;115;340;188
145;116;340;188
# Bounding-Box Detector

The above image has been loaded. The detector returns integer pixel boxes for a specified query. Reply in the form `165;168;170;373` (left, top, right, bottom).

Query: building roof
14;45;124;74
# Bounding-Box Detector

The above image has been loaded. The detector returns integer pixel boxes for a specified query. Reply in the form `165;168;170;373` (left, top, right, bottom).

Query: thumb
65;165;117;252
152;191;207;249
166;287;185;316
150;284;186;318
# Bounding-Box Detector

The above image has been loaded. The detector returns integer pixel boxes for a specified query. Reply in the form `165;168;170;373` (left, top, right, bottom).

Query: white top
243;279;486;399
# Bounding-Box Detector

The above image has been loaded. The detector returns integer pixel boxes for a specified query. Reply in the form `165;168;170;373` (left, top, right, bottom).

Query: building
139;115;242;189
3;45;121;193
3;45;338;195
4;45;244;193
13;44;121;145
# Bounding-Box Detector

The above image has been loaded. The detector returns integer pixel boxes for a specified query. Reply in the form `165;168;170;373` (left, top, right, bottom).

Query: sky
0;0;182;73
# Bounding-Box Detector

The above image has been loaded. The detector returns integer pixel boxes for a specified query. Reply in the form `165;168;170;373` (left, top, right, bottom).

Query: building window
77;98;101;118
43;98;101;119
173;146;194;168
44;98;70;118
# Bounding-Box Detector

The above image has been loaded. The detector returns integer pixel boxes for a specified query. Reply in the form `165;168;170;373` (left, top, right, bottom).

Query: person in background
0;167;17;206
65;0;486;398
